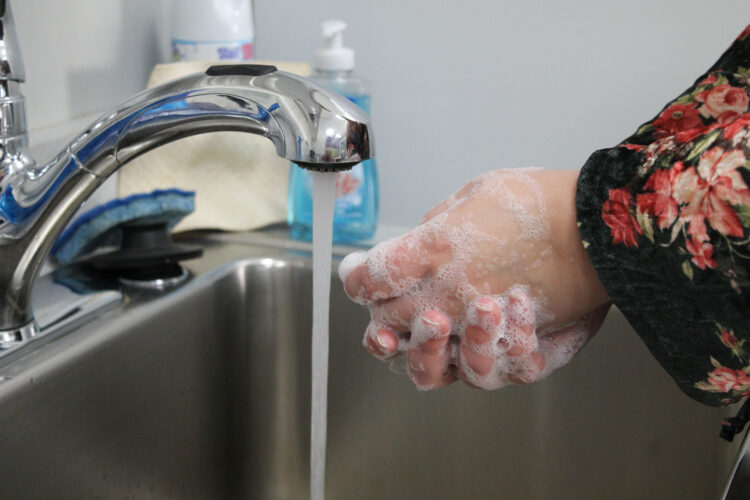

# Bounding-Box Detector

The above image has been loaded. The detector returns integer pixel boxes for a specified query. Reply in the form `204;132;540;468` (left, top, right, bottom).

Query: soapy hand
339;168;612;389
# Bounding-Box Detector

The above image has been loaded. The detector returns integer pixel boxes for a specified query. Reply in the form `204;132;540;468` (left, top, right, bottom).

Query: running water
310;171;337;500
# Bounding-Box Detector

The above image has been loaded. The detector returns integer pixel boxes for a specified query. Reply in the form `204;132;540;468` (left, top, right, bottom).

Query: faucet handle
0;0;26;82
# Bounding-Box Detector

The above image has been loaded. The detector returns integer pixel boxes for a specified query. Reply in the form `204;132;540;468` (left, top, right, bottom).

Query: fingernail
422;310;450;335
422;314;441;326
476;297;494;312
377;329;394;350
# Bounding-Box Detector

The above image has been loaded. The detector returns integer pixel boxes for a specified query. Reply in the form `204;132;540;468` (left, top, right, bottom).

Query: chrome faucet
0;0;374;345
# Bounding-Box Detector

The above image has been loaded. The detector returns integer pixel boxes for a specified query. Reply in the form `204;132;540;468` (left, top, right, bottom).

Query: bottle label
172;38;254;62
296;163;366;213
334;164;364;212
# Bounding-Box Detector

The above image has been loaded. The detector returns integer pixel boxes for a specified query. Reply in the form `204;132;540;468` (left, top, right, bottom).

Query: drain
87;219;202;286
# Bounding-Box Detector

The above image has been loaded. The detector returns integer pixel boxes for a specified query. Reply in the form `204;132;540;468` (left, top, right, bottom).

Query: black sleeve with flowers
576;25;750;407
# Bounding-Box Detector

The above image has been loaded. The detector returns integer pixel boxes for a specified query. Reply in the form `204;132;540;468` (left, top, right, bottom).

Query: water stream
310;171;337;500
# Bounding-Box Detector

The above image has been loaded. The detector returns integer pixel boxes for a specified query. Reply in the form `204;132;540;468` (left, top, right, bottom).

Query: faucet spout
0;62;374;341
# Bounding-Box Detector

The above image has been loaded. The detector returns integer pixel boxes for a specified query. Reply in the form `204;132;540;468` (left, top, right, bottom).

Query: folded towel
52;188;195;265
117;60;311;232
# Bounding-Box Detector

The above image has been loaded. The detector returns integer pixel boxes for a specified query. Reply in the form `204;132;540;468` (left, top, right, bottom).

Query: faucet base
0;268;123;359
0;321;38;349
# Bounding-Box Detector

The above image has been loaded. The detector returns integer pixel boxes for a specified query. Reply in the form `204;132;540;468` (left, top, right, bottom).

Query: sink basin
0;231;743;499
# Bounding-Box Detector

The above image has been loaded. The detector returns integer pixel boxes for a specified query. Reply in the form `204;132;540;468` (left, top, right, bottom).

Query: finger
460;335;494;378
459;297;503;378
504;290;538;357
503;290;545;384
343;263;394;304
534;324;586;378
539;302;609;353
507;352;546;385
407;310;456;389
387;235;432;283
363;322;399;360
340;235;431;304
371;291;465;333
369;296;417;332
537;302;611;376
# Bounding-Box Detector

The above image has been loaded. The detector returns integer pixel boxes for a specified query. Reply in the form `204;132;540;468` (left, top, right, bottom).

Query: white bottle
171;0;255;62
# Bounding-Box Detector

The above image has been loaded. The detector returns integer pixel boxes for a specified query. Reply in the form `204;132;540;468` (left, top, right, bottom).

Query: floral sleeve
576;24;750;408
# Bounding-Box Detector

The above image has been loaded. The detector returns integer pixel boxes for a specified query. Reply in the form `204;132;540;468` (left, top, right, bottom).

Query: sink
0;231;743;499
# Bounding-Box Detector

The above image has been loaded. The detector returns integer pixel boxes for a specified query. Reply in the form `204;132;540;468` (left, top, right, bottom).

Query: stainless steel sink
0;231;743;499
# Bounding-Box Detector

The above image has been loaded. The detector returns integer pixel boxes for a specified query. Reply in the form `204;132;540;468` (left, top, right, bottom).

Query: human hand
339;168;612;389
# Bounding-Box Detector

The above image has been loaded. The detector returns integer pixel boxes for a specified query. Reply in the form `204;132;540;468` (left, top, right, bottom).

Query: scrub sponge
51;189;195;265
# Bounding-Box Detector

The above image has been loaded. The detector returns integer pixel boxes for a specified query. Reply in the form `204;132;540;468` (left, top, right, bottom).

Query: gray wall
14;0;750;226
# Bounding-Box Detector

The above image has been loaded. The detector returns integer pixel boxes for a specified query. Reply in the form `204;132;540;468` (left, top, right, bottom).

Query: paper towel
117;60;310;232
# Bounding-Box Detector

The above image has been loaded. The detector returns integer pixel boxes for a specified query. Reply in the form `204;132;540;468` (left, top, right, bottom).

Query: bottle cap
314;20;355;71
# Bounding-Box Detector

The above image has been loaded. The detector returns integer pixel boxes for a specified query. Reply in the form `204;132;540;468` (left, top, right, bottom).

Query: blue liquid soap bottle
288;20;379;243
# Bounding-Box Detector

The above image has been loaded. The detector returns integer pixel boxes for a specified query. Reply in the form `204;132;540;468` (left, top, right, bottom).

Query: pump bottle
288;20;379;243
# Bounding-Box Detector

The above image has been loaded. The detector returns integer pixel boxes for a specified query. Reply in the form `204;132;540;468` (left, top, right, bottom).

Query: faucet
0;0;374;346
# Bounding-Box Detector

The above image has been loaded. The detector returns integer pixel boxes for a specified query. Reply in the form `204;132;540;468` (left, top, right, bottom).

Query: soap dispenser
288;20;379;243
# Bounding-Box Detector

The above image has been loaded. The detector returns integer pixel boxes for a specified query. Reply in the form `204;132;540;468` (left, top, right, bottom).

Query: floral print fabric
576;25;750;406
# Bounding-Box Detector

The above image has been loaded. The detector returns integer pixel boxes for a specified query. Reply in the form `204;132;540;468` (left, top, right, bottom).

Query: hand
339;168;612;390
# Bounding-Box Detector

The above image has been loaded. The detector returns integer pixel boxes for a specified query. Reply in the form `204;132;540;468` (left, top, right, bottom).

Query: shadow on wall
66;0;161;118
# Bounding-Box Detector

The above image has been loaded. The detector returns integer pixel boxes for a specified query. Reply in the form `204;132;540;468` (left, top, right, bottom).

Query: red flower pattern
723;112;750;141
686;237;717;270
652;102;707;143
720;328;741;350
602;188;641;247
705;366;750;392
636;164;683;230
696;327;750;396
699;74;719;86
672;147;750;239
620;143;645;152
335;172;361;197
587;23;750;405
695;84;749;121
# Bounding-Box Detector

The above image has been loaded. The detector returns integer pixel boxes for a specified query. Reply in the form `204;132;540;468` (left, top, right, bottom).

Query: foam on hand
338;251;366;285
338;168;593;390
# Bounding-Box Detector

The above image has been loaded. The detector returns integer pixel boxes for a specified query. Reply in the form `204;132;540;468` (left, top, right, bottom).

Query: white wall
255;0;750;225
14;0;163;132
13;0;750;227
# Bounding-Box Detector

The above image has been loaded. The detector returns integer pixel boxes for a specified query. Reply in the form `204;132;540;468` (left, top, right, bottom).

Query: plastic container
288;20;379;243
171;0;255;62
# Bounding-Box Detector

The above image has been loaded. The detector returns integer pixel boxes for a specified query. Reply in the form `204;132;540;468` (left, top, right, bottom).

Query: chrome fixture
0;0;374;346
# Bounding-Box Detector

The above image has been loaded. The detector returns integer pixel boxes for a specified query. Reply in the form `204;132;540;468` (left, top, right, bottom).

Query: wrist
547;169;611;308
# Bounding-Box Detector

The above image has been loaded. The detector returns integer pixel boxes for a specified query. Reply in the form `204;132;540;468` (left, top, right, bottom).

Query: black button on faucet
205;64;278;77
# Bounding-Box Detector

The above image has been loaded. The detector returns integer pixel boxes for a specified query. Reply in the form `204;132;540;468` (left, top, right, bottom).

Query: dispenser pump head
314;20;355;71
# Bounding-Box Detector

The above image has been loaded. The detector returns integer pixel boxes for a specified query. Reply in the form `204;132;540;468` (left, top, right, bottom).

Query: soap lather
0;0;375;344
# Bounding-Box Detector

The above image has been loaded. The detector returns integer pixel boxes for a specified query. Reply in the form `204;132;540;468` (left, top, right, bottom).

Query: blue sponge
52;188;195;265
